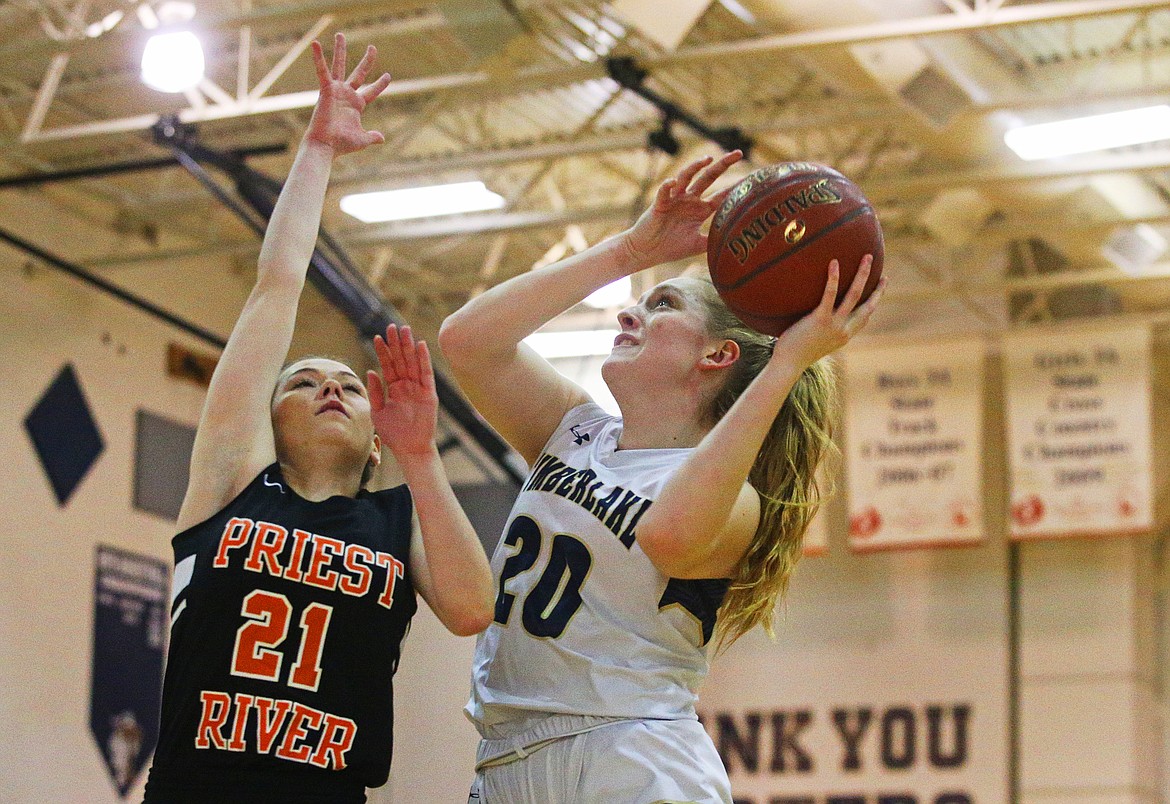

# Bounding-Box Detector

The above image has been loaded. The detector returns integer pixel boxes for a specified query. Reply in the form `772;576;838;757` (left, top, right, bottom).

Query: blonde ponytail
696;282;839;651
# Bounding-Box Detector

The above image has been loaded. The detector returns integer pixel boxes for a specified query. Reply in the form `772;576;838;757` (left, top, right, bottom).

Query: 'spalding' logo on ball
727;178;843;265
713;162;823;229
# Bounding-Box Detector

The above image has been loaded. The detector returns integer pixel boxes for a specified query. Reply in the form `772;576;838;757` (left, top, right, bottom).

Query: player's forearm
255;138;335;291
397;449;494;634
441;232;644;354
641;360;804;565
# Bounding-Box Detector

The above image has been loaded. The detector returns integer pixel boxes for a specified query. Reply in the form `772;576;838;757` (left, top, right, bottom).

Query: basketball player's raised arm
178;35;391;531
438;150;743;465
369;325;493;635
637;258;886;580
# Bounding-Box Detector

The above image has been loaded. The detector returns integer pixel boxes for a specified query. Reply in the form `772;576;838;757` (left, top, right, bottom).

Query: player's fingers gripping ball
706;162;884;336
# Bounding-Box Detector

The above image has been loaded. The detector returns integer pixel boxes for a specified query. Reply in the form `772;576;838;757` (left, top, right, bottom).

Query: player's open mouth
317;401;349;417
613;334;638;348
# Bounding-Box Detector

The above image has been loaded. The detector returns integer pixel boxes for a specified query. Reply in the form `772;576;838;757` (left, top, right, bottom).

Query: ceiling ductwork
849;39;974;129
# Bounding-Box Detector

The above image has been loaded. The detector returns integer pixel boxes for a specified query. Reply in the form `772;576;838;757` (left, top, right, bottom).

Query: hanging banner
90;545;168;798
1003;325;1153;540
844;340;986;552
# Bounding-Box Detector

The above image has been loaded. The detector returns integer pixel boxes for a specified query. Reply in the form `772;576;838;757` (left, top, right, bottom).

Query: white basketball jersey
467;403;730;736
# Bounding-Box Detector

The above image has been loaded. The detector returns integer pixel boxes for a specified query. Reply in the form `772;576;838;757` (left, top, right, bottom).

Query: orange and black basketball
706;162;883;336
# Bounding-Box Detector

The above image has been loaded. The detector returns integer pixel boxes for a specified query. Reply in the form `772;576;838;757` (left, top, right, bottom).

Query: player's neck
278;452;364;501
615;392;711;451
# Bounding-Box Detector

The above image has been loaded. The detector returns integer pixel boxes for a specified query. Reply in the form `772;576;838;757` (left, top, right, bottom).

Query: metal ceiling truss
12;0;1166;144
326;147;1170;242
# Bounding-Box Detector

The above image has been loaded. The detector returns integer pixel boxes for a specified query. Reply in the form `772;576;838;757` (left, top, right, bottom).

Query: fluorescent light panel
1005;105;1170;160
340;181;505;222
524;330;619;359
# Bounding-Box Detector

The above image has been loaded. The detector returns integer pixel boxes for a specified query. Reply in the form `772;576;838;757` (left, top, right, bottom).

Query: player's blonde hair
695;280;838;651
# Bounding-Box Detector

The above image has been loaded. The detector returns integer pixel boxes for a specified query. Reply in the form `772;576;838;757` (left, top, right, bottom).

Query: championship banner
843;340;986;552
1003;325;1153;539
90;545;168;798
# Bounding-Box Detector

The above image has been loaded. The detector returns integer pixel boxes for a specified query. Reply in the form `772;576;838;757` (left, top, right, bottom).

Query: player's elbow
437;312;479;367
637;524;701;579
442;604;494;637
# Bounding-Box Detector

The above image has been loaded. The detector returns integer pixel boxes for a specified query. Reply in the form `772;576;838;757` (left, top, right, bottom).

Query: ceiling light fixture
717;0;756;25
86;9;124;38
647;116;681;156
140;2;203;93
141;31;205;92
340;181;506;222
136;3;159;29
1004;105;1170;160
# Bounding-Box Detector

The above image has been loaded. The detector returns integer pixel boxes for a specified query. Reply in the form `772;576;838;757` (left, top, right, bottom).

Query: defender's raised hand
368;324;439;458
306;32;393;156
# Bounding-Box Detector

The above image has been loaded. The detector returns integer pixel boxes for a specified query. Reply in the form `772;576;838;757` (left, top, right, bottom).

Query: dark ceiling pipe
606;55;754;157
0;143;287;190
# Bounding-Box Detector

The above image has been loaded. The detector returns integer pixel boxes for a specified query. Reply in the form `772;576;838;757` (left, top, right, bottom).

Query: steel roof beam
19;0;1165;143
320;79;1170;190
0;0;433;62
656;0;1169;66
331;147;1170;241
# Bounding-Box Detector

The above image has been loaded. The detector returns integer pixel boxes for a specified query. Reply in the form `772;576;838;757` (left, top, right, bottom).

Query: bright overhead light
1103;224;1168;276
523;330;620;359
340;182;506;223
1004;105;1170;160
583;277;632;309
141;31;205;92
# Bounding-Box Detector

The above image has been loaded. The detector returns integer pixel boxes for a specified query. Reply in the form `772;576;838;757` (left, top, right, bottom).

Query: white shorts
468;716;732;804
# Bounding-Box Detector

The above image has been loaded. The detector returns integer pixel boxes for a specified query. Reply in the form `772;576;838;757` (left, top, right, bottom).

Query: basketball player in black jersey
142;34;493;803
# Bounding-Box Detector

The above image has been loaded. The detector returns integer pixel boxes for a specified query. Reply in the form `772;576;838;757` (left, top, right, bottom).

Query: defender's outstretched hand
368;325;439;457
306;32;393;155
621;150;743;267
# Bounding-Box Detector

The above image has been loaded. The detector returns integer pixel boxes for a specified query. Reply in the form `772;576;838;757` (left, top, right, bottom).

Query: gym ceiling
2;0;1169;348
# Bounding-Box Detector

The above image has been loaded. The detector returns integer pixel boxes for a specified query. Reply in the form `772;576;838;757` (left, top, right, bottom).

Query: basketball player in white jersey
439;151;885;803
144;35;493;803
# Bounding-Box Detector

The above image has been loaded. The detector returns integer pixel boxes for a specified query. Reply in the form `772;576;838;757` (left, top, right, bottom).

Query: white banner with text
843;340;986;552
1003;324;1152;540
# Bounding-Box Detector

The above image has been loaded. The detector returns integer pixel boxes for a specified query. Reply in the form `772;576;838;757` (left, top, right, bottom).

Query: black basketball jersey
144;464;417;803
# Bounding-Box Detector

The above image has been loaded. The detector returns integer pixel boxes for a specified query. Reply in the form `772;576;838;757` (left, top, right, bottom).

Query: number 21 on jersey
232;590;332;691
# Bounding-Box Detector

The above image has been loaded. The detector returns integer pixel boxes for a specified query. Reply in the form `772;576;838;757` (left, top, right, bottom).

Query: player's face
271;358;377;458
603;277;719;385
